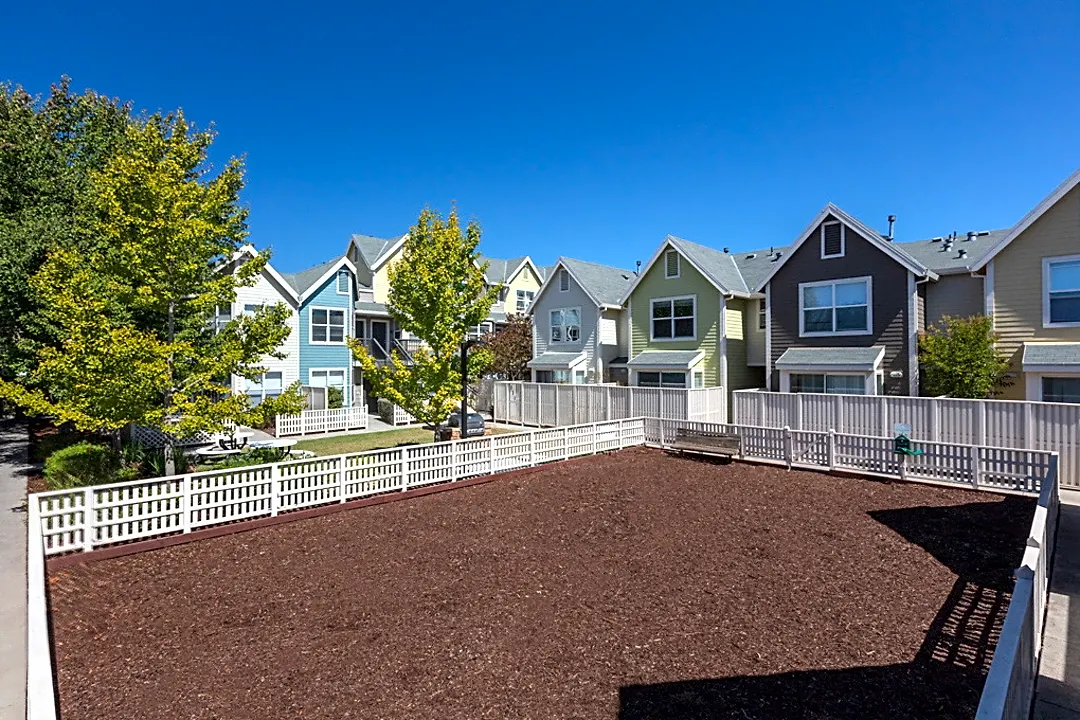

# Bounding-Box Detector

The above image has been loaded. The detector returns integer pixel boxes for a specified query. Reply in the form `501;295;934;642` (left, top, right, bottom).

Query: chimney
966;231;976;242
887;215;896;241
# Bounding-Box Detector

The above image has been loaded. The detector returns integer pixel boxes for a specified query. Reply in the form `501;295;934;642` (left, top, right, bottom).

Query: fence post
592;422;598;455
181;475;192;534
300;411;306;436
617;419;624;449
1026;403;1036;450
338;456;347;503
529;431;536;467
834;395;843;434
563;427;570;460
976;401;987;446
275;418;281;439
401;448;409;491
659;419;666;447
970;445;981;489
451;440;458;481
827;430;836;471
880;397;889;437
81;487;94;552
783;426;792;470
795;398;803;431
270;464;280;517
931;400;941;442
899;453;907;482
629;391;634;420
555;390;560;427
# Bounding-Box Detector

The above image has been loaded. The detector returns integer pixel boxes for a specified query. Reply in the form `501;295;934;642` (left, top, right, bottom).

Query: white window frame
309;368;347;403
559;269;570;292
798;276;873;337
336;270;351;295
650;295;696;342
636;370;689;389
245;371;285;403
309;306;348;345
820;220;845;259
550;307;582;344
781;371;879;396
211;304;232;333
1043;254;1080;328
516;289;534;312
665;250;681;279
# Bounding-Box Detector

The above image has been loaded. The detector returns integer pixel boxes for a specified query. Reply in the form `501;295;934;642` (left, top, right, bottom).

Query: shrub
327;386;344;409
212;447;282;470
919;315;1012;398
377;397;395;424
44;442;122;490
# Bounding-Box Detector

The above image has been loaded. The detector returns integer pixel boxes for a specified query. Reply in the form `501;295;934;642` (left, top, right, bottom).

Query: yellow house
479;256;548;319
972;169;1080;402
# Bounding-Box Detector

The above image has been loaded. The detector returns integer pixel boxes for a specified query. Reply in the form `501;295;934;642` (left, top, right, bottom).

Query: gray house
527;258;635;384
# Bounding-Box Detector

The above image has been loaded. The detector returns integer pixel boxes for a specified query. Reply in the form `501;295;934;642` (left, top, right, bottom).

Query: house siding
725;298;765;390
371;245;404;304
299;271;354;406
502;263;543;316
231;260;300;396
768;215;913;395
598;308;627;365
925;274;984;328
745;298;766;366
991;183;1080;400
629;246;721;387
530;271;599;381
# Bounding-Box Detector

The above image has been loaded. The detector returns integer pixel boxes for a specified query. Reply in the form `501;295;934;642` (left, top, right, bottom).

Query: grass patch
294;425;516;456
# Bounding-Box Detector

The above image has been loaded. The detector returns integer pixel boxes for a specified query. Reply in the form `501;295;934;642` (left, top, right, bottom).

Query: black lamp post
460;337;478;437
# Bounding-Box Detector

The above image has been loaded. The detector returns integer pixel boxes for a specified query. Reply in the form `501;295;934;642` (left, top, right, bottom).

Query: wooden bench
670;428;741;458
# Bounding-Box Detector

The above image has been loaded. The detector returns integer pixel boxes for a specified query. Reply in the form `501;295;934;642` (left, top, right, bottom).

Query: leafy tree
0;110;303;455
919;315;1012;398
350;207;499;431
0;78;132;380
480;314;533;380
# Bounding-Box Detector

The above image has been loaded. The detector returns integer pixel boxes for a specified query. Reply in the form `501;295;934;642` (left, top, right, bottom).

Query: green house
619;236;776;391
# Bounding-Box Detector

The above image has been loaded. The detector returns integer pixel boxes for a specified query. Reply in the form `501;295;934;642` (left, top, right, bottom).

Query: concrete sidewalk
0;418;29;719
1035;489;1080;719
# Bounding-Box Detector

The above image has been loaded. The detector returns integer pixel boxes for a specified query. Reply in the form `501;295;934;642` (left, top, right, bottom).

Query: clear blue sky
3;1;1078;273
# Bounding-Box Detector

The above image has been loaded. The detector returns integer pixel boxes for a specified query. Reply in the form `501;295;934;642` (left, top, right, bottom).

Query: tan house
971;168;1080;403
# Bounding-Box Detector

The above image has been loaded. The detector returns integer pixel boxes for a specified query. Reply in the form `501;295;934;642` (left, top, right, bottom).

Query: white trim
764;284;772;390
369;233;410;271
298;256;359;303
719;293;728;392
984;260;995;323
1042;254;1080;328
908;272;919;395
1025;372;1080;402
664;249;681;279
549;306;583;345
649;294;697;342
752;204;935;292
797;276;873;337
308;305;348;345
529;258;608;311
515;288;536;313
972;168;1080;271
230;245;300;304
335;269;351;295
820;220;845;259
502;256;544;288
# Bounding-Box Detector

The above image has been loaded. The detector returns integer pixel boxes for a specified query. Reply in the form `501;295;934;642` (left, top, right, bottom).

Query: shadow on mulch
619;495;1034;720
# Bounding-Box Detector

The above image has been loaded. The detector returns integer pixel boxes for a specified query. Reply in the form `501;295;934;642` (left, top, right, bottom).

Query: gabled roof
531;257;635;311
348;233;405;270
752;204;937;292
280;255;359;302
477;255;546;288
972;168;1080;272
230;246;299;303
620;235;755;303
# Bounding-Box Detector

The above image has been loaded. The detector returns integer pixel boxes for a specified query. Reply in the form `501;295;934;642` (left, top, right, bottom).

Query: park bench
670;427;741;458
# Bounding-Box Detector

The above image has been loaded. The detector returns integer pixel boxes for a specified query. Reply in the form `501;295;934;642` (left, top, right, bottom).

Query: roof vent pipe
887;215;896;241
958;249;968;259
723;247;730;253
966;231;976;242
635;260;641;276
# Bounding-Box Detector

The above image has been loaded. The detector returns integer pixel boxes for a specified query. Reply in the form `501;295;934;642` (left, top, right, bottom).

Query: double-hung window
1043;377;1080;404
311;308;346;343
211;305;232;333
516;289;534;312
758;300;766;330
651;296;695;340
550;308;581;343
310;369;345;391
800;278;871;336
1044;255;1080;326
245;371;283;404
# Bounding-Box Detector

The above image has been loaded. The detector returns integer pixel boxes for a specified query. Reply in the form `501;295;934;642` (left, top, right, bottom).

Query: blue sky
3;1;1078;273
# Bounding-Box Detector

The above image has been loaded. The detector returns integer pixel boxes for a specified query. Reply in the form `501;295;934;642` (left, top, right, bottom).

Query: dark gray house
755;204;938;396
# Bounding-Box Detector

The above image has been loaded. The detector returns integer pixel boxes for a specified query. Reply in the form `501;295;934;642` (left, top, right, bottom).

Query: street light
460;337;479;437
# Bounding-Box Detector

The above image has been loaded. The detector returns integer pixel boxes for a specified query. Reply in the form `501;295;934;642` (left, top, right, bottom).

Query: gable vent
821;222;844;258
559;268;569;291
665;250;680;278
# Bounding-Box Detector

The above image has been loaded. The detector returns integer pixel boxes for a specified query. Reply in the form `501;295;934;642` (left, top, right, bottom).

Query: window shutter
822;224;843;257
665;251;680;277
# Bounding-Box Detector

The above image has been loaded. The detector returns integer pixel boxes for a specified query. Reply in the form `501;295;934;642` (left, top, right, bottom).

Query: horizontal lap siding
300;272;354;406
991;184;1080;400
232;265;300;394
726;298;763;391
769;215;912;395
745;298;766;367
531;272;597;380
925;274;984;328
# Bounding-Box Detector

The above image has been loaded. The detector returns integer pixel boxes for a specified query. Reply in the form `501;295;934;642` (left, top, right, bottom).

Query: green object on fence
893;434;925;457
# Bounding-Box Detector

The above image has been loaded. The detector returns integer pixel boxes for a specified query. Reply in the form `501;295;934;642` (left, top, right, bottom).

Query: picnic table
192;445;244;460
217;431;254;451
249;438;299;460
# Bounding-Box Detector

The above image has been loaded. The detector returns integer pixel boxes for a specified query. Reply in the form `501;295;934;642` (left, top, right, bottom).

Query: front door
370;320;389;359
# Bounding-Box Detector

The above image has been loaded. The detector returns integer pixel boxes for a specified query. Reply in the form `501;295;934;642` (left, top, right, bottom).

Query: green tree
0;110;303;454
919;315;1012;398
0;78;132;380
480;314;533;380
349;207;499;432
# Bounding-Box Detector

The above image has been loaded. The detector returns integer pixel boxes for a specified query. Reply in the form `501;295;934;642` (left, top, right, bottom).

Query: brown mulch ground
48;448;1035;720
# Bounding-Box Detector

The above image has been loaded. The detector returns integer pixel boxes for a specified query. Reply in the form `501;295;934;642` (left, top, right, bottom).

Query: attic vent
821;222;844;258
745;253;756;260
559;268;569;292
665;250;680;278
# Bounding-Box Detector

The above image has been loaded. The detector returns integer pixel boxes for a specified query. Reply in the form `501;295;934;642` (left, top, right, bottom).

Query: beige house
972;169;1080;402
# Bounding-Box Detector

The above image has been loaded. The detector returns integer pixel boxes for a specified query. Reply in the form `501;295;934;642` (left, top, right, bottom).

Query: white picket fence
976;454;1059;720
494;382;727;427
392;404;417;425
734;389;1080;488
275;406;369;437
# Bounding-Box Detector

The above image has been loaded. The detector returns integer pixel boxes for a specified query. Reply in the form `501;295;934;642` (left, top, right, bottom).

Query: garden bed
47;447;1034;719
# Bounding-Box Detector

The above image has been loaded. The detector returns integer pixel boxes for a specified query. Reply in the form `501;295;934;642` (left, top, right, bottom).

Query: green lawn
293;425;515;456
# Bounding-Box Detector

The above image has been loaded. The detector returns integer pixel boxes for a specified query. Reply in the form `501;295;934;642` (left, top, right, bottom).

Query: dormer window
665;250;680;278
559;268;570;292
821;221;845;259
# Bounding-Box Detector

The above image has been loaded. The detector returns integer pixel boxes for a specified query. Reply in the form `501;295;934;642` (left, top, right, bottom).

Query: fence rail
734;389;1080;487
495;382;726;427
276;405;369;437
